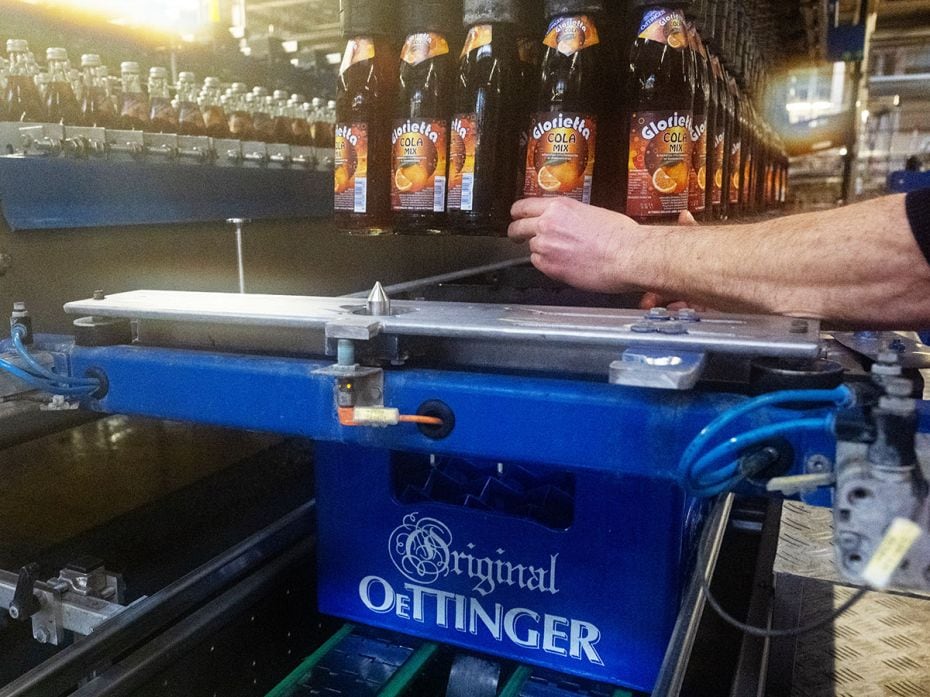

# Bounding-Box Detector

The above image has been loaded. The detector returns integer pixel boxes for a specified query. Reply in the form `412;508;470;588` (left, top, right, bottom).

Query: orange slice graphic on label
652;167;678;194
714;168;723;189
667;31;686;49
697;166;707;190
537;165;563;192
395;167;414;192
335;165;351;194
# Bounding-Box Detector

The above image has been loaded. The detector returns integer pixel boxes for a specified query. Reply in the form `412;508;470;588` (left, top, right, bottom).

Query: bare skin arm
508;194;930;328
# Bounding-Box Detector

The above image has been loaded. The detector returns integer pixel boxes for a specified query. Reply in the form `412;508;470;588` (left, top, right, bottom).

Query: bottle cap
401;0;457;34
46;47;68;62
311;97;323;107
290;93;305;102
273;89;289;100
543;0;603;18
204;76;221;88
149;66;168;79
6;39;29;53
231;82;248;93
252;86;268;96
463;0;521;26
178;71;196;82
327;100;336;109
340;0;396;37
121;61;140;73
80;53;101;67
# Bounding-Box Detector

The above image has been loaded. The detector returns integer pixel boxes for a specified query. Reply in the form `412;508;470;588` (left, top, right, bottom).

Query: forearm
622;195;930;327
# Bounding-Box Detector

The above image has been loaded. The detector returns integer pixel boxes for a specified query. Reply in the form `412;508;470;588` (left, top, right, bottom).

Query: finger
511;197;555;220
639;292;663;310
678;210;698;226
508;217;538;242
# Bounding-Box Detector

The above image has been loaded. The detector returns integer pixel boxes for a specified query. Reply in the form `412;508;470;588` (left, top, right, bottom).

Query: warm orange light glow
16;0;208;37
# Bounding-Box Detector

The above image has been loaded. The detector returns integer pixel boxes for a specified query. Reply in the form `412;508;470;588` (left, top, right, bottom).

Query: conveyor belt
266;625;638;697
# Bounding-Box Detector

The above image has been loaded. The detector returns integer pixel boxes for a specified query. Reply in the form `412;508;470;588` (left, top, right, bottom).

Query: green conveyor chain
266;624;636;697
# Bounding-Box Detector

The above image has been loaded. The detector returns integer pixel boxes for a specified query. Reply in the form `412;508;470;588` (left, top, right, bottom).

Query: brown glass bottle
334;0;397;234
448;1;522;236
227;83;253;140
708;54;726;219
176;72;205;136
118;62;150;131
200;78;228;137
513;0;542;201
79;54;115;128
148;67;178;133
391;0;456;234
45;48;81;126
623;1;695;222
523;1;608;207
726;75;740;217
686;22;709;217
289;95;313;146
4;40;43;122
251;88;275;143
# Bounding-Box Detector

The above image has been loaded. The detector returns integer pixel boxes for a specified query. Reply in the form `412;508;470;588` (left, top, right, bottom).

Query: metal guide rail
63;290;820;358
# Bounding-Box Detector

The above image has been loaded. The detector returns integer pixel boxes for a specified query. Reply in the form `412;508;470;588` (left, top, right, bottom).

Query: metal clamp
0;557;127;645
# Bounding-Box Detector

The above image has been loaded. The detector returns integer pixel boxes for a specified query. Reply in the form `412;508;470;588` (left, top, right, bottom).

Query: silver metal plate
64;290;821;359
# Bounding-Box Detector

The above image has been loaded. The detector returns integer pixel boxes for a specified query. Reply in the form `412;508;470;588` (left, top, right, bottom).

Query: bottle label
448;114;477;211
712;131;725;205
335;122;369;213
391;118;448;212
627;110;693;218
401;33;449;66
688;116;707;212
543;15;600;56
523;111;596;204
461;25;493;58
729;139;741;204
340;38;376;75
637;8;689;49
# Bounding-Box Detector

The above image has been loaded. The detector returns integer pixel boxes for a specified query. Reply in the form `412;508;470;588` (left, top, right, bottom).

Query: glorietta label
627;110;693;218
637;8;688;49
712;132;725;205
543;15;600;56
391;119;448;212
355;513;605;666
334;122;368;213
524;111;596;203
448;114;477;211
688;116;708;212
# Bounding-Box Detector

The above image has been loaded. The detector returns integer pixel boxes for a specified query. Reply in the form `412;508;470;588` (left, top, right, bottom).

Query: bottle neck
149;78;169;99
122;74;144;94
47;58;69;84
8;51;31;77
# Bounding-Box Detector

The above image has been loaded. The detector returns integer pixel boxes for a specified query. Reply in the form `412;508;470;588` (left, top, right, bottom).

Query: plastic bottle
334;0;397;233
623;0;695;222
448;0;523;235
523;0;608;206
686;21;709;217
45;47;81;125
176;72;205;136
200;77;229;137
391;0;456;234
118;62;149;130
79;53;115;128
4;40;44;122
148;67;178;133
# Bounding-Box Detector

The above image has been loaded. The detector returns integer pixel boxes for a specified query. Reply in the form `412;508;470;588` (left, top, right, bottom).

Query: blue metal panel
887;170;930;195
0;156;332;230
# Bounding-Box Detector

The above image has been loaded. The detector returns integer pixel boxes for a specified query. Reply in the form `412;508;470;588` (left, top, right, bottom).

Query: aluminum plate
64;290;821;358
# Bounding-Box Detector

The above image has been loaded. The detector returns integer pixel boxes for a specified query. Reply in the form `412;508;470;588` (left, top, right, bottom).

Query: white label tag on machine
862;517;922;590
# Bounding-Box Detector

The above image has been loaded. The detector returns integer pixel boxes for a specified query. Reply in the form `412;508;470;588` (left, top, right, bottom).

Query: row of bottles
334;0;789;236
1;39;336;146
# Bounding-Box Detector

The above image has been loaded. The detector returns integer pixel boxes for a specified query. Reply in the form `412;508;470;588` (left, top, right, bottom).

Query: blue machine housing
18;339;839;692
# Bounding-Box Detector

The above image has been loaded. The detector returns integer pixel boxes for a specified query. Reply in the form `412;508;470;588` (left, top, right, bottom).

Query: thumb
678;210;698;226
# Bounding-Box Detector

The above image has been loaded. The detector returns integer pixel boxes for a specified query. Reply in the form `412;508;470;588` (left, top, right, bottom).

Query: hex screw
92;290;105;300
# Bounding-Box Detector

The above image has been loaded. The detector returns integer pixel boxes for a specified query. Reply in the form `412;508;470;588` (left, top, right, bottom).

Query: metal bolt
630;322;657;334
645;307;670;321
885;377;913;398
336;339;356;367
34;627;49;644
12;301;26;312
75;576;88;590
657;321;687;335
92;290;105;300
805;455;831;474
8;606;19;620
676;308;699;322
789;319;810;334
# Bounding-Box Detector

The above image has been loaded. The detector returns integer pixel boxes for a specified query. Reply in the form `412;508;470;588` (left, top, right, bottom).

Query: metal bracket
609;349;707;390
0;557;127;645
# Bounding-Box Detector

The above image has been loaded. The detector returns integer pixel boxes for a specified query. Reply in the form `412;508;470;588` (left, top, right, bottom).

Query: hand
508;197;640;294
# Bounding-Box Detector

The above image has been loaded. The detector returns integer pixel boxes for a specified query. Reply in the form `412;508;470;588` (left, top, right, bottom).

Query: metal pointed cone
366;281;391;315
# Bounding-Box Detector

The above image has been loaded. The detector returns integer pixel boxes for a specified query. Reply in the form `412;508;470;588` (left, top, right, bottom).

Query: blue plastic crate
315;443;706;693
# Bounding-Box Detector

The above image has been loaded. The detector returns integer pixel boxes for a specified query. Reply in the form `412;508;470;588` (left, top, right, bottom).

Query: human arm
508;192;930;328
